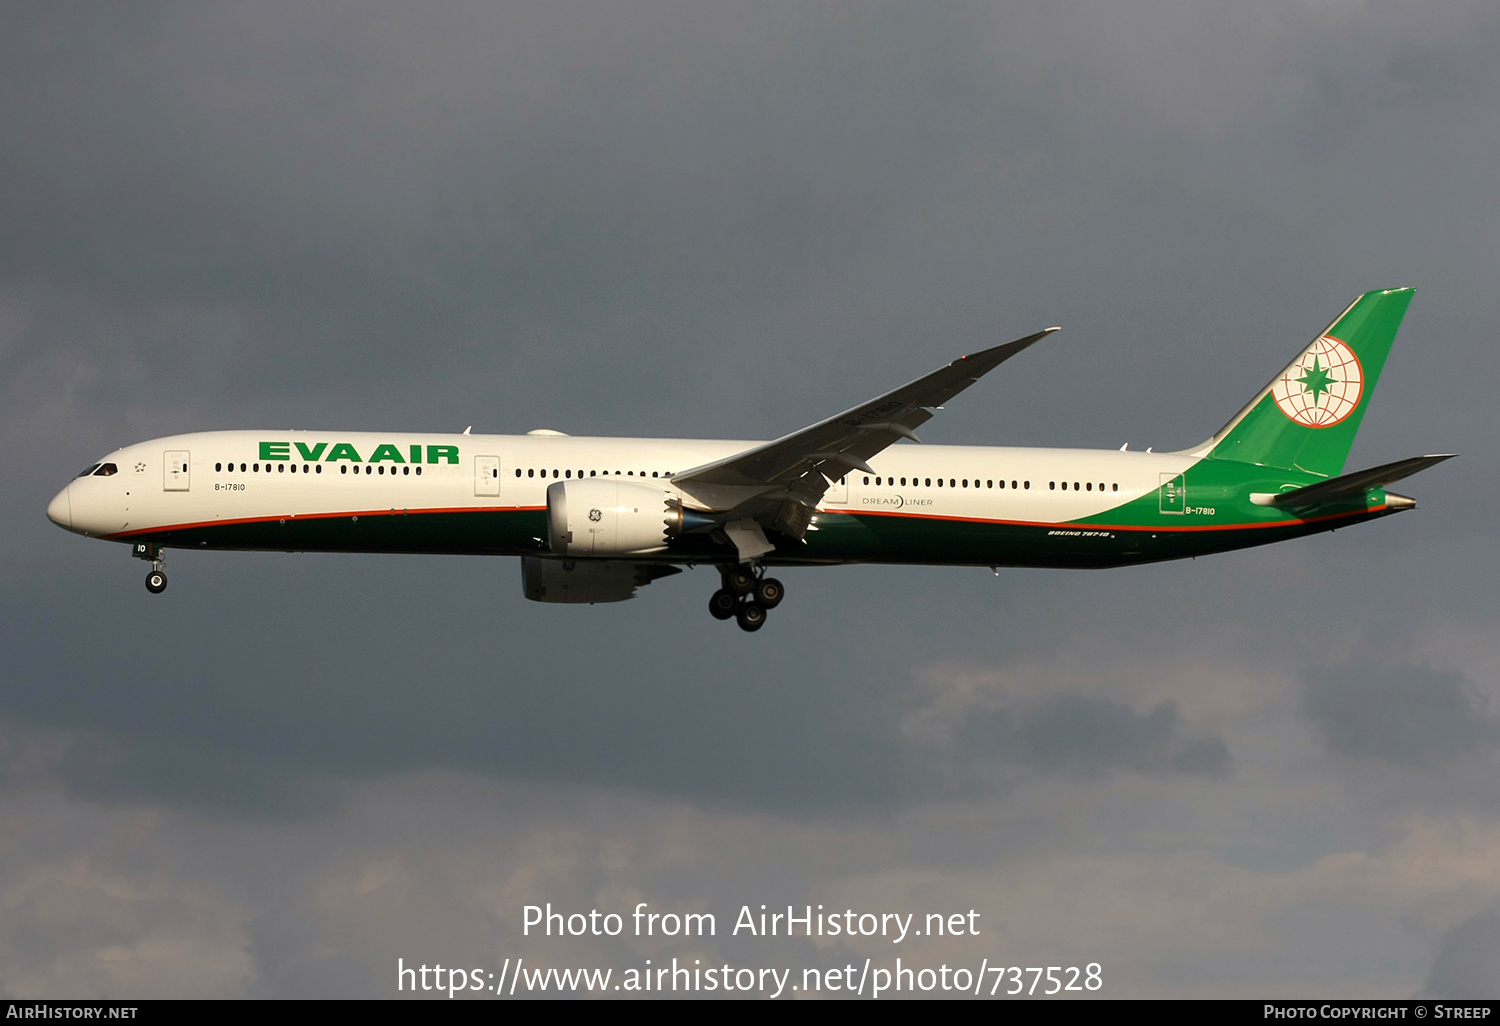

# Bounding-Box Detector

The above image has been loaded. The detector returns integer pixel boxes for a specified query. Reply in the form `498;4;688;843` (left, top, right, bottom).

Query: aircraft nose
46;485;72;529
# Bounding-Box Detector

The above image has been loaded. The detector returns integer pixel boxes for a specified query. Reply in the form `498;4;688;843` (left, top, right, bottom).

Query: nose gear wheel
138;544;168;594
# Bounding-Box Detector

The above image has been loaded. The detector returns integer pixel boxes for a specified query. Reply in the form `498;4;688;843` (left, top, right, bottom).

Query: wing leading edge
671;327;1058;541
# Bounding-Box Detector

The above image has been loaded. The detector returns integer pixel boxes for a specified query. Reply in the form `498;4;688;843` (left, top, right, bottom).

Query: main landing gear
708;565;784;632
134;541;168;594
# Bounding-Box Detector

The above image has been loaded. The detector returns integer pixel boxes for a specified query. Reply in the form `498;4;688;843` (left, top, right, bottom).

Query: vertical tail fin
1194;288;1415;478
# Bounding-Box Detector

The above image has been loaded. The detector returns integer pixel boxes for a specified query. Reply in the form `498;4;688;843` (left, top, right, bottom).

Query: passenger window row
858;475;1123;493
215;461;423;477
1049;481;1117;492
516;469;671;479
208;461;1117;493
862;475;1033;490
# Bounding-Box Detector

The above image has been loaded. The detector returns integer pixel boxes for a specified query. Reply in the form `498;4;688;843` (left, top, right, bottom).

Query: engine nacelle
522;556;663;604
547;479;671;556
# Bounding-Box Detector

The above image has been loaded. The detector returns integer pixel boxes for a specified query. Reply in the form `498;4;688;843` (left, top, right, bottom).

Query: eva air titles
257;441;460;465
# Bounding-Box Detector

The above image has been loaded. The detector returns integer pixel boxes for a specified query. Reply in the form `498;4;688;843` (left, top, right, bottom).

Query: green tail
1195;288;1415;478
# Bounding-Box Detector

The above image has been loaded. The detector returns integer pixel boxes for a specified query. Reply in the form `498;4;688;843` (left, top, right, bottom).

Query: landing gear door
164;450;190;491
474;455;501;497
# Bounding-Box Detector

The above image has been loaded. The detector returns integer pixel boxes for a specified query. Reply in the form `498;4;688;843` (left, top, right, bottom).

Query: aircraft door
474;455;501;497
1159;473;1185;514
164;450;190;491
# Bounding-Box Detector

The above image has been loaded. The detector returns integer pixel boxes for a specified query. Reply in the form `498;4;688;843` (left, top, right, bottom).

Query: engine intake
547;479;672;556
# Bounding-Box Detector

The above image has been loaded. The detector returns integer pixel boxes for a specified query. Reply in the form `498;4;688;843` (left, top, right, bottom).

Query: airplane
46;287;1451;632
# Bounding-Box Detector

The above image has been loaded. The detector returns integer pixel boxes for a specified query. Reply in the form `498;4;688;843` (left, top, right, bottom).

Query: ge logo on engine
588;508;603;522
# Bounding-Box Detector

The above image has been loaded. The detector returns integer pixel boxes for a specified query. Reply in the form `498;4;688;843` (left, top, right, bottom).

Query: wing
671;327;1058;541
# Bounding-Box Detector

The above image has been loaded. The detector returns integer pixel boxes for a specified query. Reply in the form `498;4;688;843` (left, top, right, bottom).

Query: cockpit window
76;464;101;478
93;463;119;477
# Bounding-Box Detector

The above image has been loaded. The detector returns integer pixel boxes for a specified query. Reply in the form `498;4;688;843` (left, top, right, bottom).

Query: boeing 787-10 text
47;288;1451;631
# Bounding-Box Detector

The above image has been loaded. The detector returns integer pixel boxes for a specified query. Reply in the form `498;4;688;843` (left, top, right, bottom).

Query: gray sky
3;0;1499;998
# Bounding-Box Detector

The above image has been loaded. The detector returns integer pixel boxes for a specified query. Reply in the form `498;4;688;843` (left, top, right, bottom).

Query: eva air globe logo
1271;334;1363;427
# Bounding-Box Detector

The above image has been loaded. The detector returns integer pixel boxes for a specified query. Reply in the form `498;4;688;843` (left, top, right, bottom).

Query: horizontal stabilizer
1270;454;1456;508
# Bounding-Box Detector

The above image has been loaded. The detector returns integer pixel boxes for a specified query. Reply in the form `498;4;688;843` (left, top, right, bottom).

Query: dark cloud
0;563;918;816
1305;663;1497;767
957;694;1230;778
1424;909;1500;999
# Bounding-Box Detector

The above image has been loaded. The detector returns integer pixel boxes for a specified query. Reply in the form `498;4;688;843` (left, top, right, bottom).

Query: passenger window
341;465;348;475
365;466;372;475
863;476;870;485
565;469;572;478
1050;482;1056;490
240;463;246;472
316;465;322;474
1112;483;1118;491
278;464;285;473
415;467;422;475
1024;481;1030;489
925;478;931;487
937;478;943;488
215;462;222;472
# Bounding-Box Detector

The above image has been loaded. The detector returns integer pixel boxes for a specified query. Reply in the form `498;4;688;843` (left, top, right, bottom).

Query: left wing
671;327;1057;541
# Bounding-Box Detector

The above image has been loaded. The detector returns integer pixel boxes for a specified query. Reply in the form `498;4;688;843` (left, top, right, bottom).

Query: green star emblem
1296;356;1337;407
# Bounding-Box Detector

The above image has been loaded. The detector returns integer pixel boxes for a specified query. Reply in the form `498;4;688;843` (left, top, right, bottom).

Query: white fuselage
49;429;1197;545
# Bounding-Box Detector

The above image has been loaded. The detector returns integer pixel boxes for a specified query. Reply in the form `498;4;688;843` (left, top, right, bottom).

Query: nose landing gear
134;541;168;594
711;565;783;631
